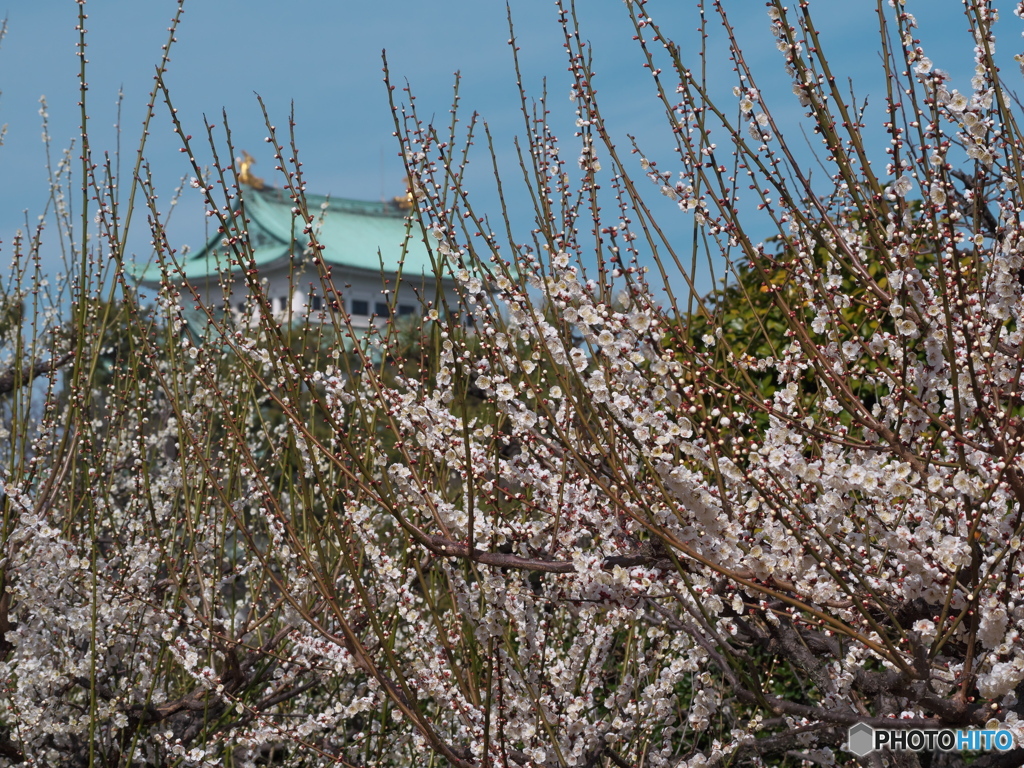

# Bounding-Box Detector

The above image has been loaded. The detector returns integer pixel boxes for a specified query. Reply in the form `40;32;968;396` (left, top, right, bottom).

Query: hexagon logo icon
847;723;875;756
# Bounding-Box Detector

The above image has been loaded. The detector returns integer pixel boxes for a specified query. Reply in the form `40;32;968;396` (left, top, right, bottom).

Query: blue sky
0;1;1012;298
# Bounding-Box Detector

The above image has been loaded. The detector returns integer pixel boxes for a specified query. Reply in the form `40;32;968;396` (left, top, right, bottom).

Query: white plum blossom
5;1;1024;766
890;174;914;197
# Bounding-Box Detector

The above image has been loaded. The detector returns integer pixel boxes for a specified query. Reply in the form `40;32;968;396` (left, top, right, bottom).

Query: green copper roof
135;186;443;283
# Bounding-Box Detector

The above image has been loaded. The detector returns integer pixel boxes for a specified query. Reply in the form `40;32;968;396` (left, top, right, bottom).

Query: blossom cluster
4;0;1024;766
